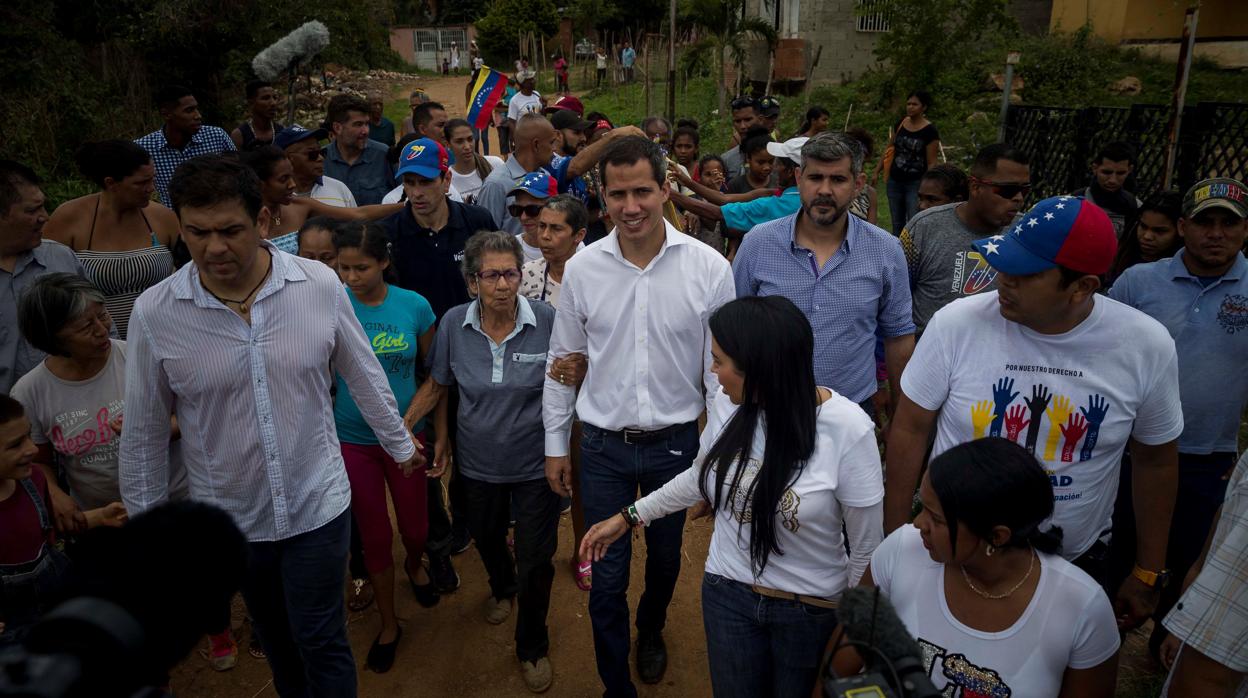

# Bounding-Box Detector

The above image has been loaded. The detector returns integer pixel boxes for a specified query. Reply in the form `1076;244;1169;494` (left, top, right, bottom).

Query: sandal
248;639;267;660
348;578;375;612
575;560;592;591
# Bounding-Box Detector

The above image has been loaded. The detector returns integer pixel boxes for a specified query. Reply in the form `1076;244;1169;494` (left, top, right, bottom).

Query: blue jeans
580;421;698;698
241;509;356;697
886;177;921;236
702;573;840;698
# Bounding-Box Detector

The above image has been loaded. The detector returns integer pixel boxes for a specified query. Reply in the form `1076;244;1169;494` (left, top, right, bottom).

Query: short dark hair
0;160;40;215
240;145;288;182
921;163;970;202
389;133;422;168
928;437;1063;556
543;194;589;233
0;394;25;425
844;127;875;160
969;143;1030;179
1057;264;1094;289
1093;141;1135;165
413;101;446;129
740;127;774;159
908;90;933;110
675;118;700;130
168;155;263;220
18;272;107;357
730;96;759;114
673;125;700;147
326;95;370;126
598;136;666;189
245;80;273;101
156;85;194;110
297;216;339;248
75;140;152;187
698;154;726;172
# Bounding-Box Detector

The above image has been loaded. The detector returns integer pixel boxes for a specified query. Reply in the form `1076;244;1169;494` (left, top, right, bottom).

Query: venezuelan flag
467;67;508;130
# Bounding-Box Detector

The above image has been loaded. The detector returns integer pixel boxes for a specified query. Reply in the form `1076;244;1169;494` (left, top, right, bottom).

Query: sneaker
520;656;553;693
430;552;461;593
450;528;473;555
207;631;238;671
484;596;512;625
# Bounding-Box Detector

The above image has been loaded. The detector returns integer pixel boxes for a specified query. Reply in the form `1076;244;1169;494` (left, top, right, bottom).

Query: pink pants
341;440;428;575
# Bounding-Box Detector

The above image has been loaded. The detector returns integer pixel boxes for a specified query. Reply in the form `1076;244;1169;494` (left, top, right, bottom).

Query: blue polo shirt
721;187;801;232
733;212;915;402
1108;251;1248;453
428;297;555;483
324;140;394;206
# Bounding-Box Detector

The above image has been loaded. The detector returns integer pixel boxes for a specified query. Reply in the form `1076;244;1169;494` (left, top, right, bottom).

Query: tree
680;0;777;116
869;0;1017;91
474;0;559;68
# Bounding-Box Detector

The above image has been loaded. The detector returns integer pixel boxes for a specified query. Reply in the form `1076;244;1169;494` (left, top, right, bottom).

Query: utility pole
1163;5;1199;190
997;50;1021;142
667;0;677;123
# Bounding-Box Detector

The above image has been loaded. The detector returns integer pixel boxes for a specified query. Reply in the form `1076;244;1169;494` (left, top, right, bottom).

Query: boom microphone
825;587;942;698
252;21;331;81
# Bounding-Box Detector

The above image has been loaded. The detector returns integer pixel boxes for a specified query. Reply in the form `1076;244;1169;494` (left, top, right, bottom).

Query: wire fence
1004;102;1248;203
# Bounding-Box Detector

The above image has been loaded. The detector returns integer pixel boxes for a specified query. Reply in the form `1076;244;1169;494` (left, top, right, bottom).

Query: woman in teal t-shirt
332;221;437;673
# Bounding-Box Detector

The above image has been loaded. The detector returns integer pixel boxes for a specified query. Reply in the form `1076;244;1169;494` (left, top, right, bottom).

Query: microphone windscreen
838;587;924;666
252;21;332;81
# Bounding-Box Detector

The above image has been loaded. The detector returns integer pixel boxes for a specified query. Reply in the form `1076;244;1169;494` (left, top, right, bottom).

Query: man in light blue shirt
1108;176;1248;655
733;132;915;415
620;41;636;82
322;96;394;205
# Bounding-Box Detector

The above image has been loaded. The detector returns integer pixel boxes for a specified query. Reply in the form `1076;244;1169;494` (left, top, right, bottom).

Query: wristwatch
620;503;643;528
1131;565;1172;589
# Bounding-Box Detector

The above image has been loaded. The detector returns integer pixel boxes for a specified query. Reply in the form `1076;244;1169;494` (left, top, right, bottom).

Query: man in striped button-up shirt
119;156;420;697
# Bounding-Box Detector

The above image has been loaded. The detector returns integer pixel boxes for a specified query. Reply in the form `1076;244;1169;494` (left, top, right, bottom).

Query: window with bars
856;0;891;32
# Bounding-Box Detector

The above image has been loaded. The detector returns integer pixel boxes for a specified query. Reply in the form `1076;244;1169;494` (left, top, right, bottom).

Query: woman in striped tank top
43;141;178;340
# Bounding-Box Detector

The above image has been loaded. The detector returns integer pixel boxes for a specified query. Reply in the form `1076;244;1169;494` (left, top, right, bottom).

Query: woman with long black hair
827;438;1119;697
580;295;884;698
1106;190;1183;286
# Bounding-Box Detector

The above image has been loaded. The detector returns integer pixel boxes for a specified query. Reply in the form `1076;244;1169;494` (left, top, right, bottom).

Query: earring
985;544;996;557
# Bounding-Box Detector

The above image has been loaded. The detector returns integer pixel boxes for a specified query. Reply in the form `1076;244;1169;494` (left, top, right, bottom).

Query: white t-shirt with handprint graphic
902;291;1184;559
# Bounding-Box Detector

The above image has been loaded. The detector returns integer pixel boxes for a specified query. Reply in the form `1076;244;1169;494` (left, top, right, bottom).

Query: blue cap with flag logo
395;138;454;180
971;195;1117;276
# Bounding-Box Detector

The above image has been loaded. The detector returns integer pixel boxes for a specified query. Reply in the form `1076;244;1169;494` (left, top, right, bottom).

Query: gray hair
18;272;107;357
462;230;524;283
801;131;865;176
542;194;589;234
641;115;671;134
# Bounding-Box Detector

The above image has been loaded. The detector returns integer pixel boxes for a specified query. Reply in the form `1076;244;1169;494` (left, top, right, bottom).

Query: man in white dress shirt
543;136;735;697
119;156;421;697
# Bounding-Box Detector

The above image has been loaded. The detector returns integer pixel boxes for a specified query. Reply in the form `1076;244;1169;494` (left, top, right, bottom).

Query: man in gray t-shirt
900;144;1030;335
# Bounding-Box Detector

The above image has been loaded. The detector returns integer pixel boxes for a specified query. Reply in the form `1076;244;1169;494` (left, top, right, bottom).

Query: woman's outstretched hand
580;513;632;562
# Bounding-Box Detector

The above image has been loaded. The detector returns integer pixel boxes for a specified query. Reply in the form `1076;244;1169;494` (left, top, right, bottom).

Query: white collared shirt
543;220;735;456
119;243;416;542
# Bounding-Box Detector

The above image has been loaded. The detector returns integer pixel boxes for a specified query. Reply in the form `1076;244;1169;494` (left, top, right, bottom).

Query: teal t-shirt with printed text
335;284;436;444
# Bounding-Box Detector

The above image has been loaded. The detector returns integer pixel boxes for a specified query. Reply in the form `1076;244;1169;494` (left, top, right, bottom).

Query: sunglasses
508;203;545;218
971;176;1031;199
730;97;758;110
299;148;325;161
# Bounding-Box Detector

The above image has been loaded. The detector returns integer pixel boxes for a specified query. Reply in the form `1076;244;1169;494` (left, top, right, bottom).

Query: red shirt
0;468;55;566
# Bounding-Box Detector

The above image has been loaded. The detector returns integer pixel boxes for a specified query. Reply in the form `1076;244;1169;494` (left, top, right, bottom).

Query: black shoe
429;551;461;593
450;528;473;555
636;631;667;684
366;627;401;673
405;559;440;608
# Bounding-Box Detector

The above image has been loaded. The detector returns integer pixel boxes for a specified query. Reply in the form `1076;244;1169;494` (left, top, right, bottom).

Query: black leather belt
598;422;693;445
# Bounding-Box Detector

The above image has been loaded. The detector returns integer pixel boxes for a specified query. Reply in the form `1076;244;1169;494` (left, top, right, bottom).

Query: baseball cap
274;125;328;150
758;95;781;118
395;138;453;180
508;170;559;199
550;109;592;131
971;195;1117;276
1182;177;1248;219
766;137;809;166
543;95;586;116
587;117;614;135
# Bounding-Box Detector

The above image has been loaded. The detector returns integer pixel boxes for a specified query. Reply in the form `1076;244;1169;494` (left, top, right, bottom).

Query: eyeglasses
306;149;325;161
508;204;545;218
971;177;1031;200
730;97;758;110
476;269;522;284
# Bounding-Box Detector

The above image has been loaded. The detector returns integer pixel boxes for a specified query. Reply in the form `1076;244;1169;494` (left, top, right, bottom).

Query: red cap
542;95;586;117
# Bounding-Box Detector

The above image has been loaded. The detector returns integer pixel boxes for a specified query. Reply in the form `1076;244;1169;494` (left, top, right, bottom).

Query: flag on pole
467;66;508;130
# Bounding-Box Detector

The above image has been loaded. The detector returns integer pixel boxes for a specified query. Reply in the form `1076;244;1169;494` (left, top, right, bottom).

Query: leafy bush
474;0;559;67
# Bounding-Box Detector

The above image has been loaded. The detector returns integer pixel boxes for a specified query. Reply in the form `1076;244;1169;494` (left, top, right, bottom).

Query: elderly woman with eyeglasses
406;230;561;693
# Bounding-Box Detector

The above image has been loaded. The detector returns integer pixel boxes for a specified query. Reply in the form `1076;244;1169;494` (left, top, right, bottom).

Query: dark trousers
596;68;606;87
702;573;839;698
241;509;356;697
461;473;561;662
1108;449;1234;649
580;421;698;698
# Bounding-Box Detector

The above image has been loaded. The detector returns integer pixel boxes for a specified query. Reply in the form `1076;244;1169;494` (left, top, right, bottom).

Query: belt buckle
622;428;639;445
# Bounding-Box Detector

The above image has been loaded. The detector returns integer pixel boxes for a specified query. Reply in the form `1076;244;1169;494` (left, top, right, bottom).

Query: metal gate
411;27;469;72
